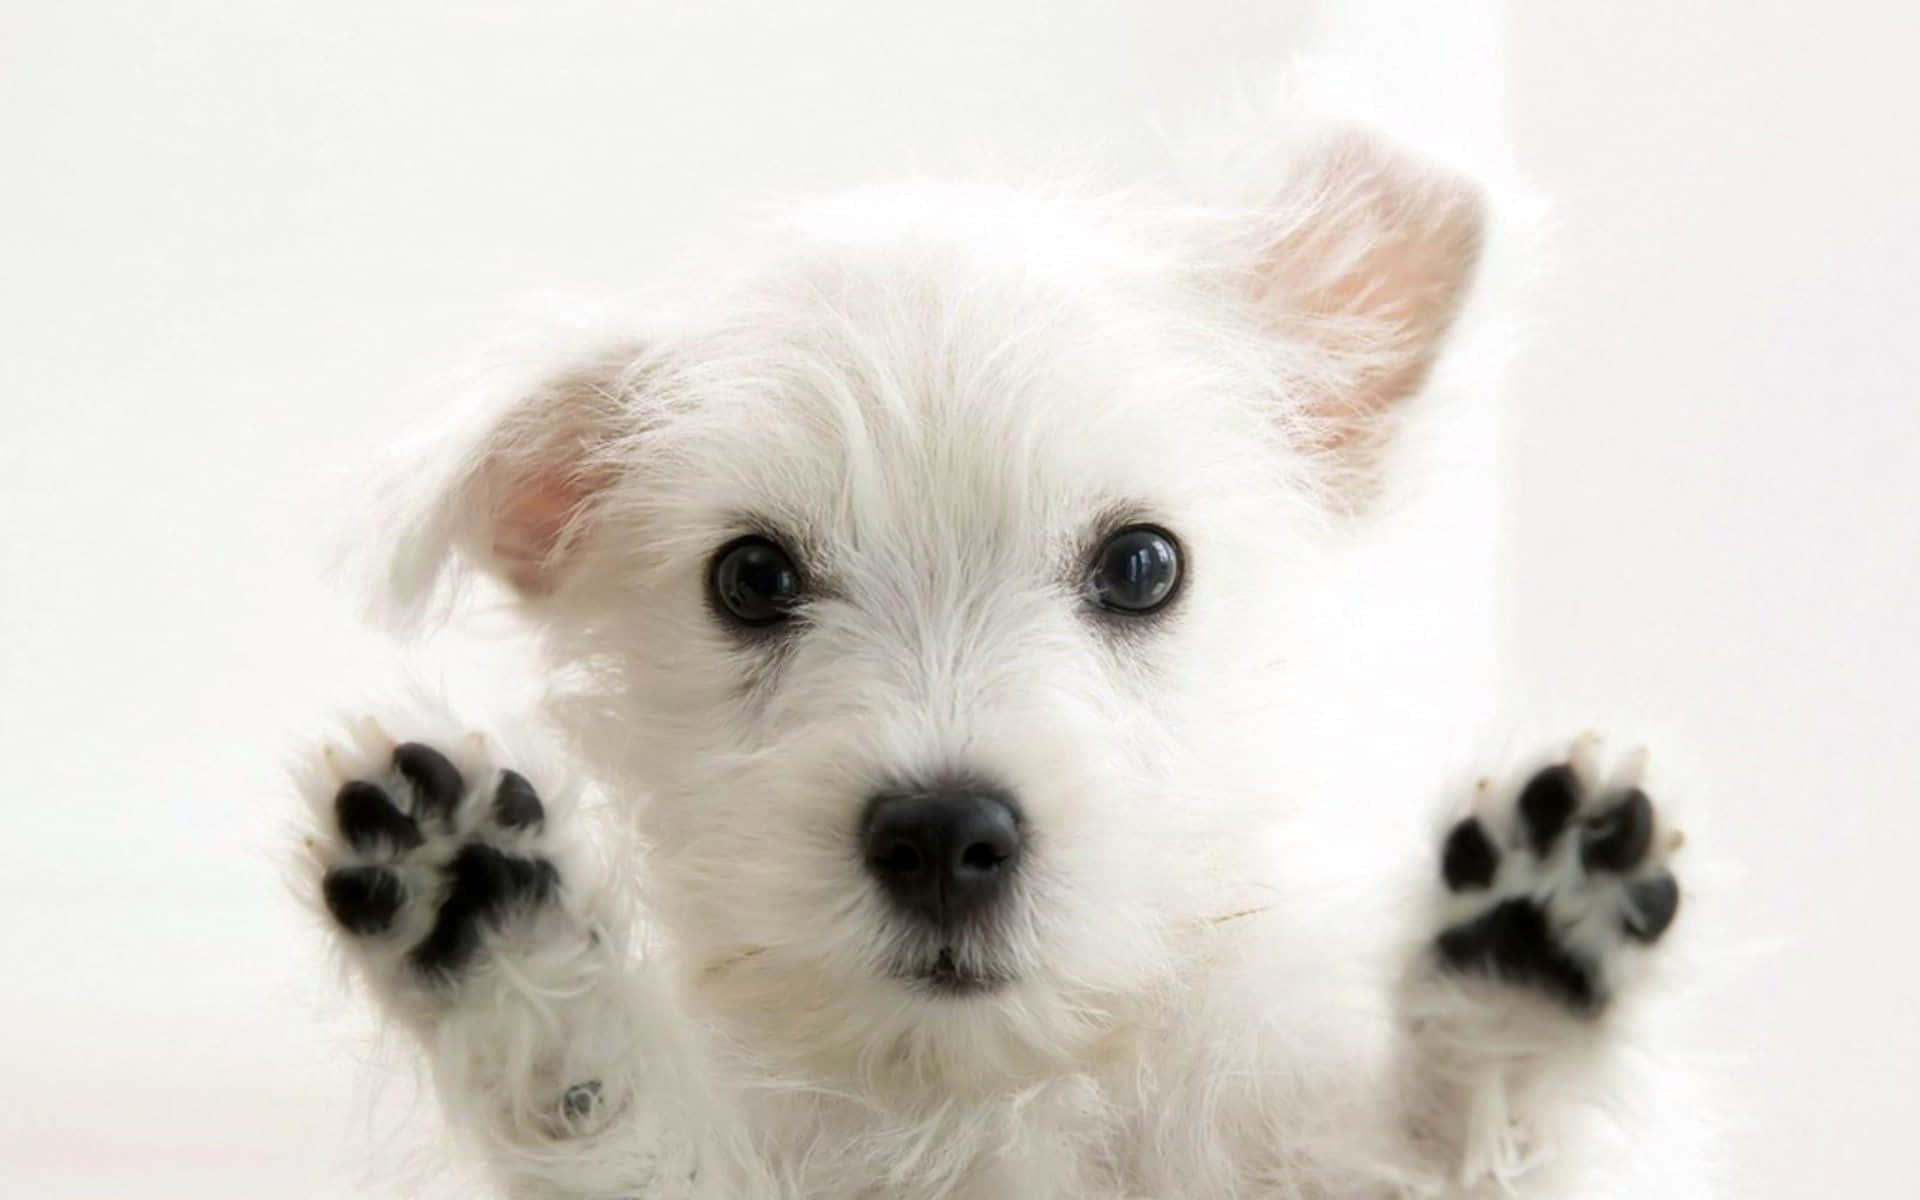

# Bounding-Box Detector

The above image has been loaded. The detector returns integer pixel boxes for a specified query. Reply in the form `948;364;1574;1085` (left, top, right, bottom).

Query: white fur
297;97;1708;1199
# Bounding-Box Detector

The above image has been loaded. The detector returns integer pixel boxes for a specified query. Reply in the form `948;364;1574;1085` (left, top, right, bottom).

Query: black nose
861;778;1023;929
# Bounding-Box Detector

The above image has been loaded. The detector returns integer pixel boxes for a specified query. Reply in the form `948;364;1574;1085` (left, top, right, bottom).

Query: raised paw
1434;738;1683;1014
304;728;568;990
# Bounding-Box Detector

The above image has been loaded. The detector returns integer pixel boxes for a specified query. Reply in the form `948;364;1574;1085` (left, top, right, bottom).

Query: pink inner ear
466;347;646;598
1252;135;1485;470
491;462;611;595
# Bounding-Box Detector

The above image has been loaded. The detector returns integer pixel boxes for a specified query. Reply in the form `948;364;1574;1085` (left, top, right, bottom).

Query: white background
5;2;1915;1195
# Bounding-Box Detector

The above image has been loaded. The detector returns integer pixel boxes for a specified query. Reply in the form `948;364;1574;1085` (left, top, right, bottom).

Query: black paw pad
1517;764;1580;855
1581;788;1654;873
1441;818;1500;892
336;782;423;853
408;844;559;975
492;769;545;830
323;866;407;935
1436;898;1599;1012
394;742;465;825
1622;872;1681;943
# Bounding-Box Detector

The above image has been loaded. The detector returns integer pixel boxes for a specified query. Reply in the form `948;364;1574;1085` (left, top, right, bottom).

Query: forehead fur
624;181;1312;566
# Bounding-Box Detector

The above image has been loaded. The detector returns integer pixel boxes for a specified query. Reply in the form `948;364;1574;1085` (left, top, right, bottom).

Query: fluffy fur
297;96;1707;1199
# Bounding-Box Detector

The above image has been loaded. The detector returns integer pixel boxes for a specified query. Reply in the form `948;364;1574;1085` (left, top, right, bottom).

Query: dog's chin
900;947;1012;998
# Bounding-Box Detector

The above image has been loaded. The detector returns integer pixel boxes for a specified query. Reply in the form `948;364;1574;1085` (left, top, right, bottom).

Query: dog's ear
385;339;652;618
1241;130;1486;507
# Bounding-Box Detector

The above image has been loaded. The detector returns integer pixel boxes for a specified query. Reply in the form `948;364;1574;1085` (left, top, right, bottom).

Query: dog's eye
1088;525;1181;615
709;536;804;627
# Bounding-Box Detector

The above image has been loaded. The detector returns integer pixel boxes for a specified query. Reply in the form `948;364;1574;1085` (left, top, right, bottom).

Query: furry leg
294;701;775;1199
1395;735;1684;1197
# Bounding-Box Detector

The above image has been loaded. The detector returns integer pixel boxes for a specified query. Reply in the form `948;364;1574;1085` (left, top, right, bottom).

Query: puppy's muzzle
861;777;1022;932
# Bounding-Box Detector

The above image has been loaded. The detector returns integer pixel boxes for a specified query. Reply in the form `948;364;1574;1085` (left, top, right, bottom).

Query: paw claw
320;743;348;786
1614;744;1651;789
1568;731;1604;778
352;714;395;753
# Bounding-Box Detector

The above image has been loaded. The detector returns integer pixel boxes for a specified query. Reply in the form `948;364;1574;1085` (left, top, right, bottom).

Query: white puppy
297;107;1701;1199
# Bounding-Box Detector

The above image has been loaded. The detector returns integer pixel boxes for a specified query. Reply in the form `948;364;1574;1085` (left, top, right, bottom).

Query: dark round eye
1088;525;1182;615
709;536;804;627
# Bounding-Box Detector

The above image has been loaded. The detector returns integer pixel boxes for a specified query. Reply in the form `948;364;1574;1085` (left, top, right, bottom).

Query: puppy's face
400;141;1484;1081
589;213;1307;1077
